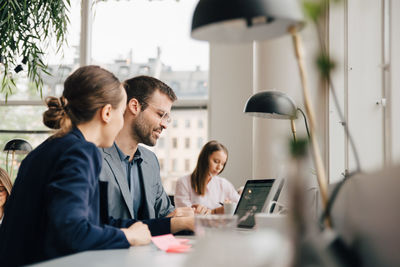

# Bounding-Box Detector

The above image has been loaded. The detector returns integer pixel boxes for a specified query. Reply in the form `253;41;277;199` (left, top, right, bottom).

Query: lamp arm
297;108;310;139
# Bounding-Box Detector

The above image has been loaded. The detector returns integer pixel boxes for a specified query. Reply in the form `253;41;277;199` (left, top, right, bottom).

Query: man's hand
171;216;195;233
168;207;195;217
191;204;211;215
121;222;151;246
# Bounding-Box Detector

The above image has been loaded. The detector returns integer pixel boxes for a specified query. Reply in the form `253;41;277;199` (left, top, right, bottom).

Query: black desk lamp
243;90;310;143
191;0;304;43
4;139;32;178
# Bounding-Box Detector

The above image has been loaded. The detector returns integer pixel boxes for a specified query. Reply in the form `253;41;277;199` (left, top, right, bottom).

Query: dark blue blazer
0;128;170;266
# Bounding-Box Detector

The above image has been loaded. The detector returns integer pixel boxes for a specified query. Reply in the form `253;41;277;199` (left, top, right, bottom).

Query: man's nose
160;121;168;129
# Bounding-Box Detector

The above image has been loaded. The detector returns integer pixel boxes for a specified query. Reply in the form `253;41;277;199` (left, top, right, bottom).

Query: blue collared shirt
114;143;143;219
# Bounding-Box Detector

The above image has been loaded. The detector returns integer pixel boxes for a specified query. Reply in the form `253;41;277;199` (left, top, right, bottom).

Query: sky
65;0;210;71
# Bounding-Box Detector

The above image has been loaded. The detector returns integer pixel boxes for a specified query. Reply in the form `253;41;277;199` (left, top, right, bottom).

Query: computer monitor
234;179;275;229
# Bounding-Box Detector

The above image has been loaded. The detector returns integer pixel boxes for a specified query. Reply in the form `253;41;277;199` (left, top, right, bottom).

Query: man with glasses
99;76;193;224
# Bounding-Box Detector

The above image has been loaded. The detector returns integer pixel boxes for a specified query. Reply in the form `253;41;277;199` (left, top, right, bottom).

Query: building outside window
171;159;177;172
172;138;178;149
198;119;203;129
185;138;190;149
185;119;191;128
198;137;204;149
159;158;164;172
158;137;165;149
184;159;191;172
91;0;208;195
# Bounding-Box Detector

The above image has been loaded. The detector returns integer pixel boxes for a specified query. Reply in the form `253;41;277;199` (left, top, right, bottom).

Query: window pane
172;138;178;149
185;120;191;128
91;0;208;100
0;133;50;181
0;106;52;180
197;137;204;149
151;108;207;194
184;159;190;172
185;138;190;149
91;0;209;195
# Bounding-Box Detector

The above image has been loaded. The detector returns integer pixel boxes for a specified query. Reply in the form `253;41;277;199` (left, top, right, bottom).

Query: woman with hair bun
0;66;171;266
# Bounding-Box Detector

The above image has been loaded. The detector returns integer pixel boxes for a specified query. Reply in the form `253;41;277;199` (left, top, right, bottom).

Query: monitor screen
234;179;275;228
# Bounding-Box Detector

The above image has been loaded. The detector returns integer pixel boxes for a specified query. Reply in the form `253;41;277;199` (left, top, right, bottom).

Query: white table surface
27;227;292;267
29;236;195;267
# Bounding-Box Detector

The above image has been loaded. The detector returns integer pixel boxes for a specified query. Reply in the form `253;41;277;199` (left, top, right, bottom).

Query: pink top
174;174;240;210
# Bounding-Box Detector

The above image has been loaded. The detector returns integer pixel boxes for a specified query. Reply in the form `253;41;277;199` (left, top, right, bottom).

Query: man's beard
131;113;159;146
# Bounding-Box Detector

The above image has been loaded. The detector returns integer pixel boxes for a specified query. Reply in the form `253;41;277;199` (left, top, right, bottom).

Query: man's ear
127;98;140;115
100;104;113;123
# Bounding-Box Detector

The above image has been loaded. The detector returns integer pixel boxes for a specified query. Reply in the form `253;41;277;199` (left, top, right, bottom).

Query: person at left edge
0;167;12;225
0;66;181;267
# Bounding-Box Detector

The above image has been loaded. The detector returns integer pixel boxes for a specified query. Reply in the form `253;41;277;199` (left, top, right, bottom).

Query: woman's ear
100;104;113;123
127;98;140;115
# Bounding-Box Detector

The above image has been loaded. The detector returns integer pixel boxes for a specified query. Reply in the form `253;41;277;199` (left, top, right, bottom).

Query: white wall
391;0;400;163
328;0;400;181
208;43;254;188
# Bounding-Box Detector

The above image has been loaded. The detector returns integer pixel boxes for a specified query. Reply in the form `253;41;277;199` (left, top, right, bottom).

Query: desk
29;237;194;267
28;230;291;267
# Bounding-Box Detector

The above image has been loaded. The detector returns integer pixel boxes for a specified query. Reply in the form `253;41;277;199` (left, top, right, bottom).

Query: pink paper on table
176;238;190;244
151;234;191;253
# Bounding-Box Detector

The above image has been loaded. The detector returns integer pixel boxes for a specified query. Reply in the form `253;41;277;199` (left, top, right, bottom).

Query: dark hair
123;75;177;110
0;167;12;196
43;65;123;137
190;140;228;195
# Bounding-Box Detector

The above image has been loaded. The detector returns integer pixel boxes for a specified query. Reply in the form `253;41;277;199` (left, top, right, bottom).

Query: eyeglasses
143;102;172;124
0;186;6;193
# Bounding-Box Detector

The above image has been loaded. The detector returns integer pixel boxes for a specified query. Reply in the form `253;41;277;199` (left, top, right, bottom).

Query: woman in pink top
174;140;240;214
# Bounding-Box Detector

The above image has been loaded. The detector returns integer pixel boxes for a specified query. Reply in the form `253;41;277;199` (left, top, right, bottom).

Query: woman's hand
211;206;224;214
191;204;211;215
121;222;151;246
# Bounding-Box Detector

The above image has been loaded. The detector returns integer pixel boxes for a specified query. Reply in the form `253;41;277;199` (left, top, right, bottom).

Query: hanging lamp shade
191;0;304;43
3;139;33;155
244;90;298;119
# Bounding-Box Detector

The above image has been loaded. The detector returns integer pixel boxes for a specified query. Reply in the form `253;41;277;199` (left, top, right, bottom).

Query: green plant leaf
316;53;336;79
303;1;323;22
0;0;70;99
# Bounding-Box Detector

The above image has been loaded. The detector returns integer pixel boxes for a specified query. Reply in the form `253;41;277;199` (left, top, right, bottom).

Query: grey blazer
99;144;175;220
